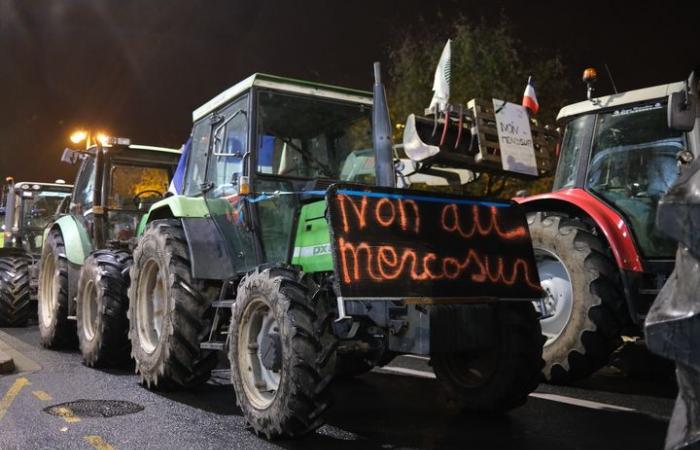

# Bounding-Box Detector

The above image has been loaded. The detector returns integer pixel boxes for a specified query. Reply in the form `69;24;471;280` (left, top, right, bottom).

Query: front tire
528;212;625;383
0;255;31;327
38;229;75;348
229;266;337;439
432;302;544;413
77;250;132;367
128;219;217;389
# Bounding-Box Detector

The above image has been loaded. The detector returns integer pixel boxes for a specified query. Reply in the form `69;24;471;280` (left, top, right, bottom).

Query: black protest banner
326;183;543;301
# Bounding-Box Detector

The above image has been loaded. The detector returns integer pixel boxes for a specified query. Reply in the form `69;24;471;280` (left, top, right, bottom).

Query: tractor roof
86;144;181;155
192;73;373;122
13;181;73;192
557;80;686;121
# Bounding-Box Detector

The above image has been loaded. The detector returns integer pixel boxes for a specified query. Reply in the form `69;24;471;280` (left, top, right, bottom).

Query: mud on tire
229;266;337;439
528;212;626;383
127;219;217;389
77;250;132;367
431;302;544;413
0;255;31;327
38;228;76;348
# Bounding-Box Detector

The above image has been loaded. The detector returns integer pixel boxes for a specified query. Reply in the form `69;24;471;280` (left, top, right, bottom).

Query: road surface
0;326;676;450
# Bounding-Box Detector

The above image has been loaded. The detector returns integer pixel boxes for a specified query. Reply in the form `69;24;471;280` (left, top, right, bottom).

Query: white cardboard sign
492;99;537;176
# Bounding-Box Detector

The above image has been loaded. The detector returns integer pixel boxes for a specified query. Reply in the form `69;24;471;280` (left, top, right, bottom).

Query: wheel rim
39;252;58;327
81;279;99;341
534;248;574;346
237;297;281;410
135;258;167;354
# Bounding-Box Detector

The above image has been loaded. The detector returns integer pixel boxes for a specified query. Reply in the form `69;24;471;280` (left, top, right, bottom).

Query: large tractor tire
431;302;544;412
76;250;132;367
38;229;76;348
229;266;337;439
527;212;625;383
128;219;217;389
0;255;31;327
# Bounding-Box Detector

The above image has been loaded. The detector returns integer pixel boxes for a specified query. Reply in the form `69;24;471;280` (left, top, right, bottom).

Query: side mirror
668;72;697;132
61;148;82;165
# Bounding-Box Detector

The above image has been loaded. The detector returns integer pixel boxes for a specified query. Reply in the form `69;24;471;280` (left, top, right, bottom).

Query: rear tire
38;229;76;348
77;250;132;367
431;302;544;412
128;219;217;389
229;266;337;439
0;255;31;327
528;212;625;383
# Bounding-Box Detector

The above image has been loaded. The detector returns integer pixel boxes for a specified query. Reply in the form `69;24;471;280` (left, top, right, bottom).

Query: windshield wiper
269;131;335;178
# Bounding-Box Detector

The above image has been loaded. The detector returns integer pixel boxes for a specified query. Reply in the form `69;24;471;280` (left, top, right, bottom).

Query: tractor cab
184;74;377;272
1;179;73;254
62;142;180;248
553;80;690;260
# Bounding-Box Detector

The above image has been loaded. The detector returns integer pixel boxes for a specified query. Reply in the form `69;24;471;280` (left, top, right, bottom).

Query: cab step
200;342;226;351
211;300;235;308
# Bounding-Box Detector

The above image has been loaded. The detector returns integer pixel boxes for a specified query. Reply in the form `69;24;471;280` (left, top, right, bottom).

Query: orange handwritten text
441;204;527;240
337;237;540;290
337;195;420;233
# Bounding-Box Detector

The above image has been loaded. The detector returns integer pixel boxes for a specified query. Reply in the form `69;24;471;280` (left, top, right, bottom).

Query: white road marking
402;355;430;361
377;366;436;379
529;393;637;413
379;365;641;414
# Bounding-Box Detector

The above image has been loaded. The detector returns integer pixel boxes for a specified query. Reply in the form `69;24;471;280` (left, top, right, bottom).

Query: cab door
202;94;259;273
70;154;97;242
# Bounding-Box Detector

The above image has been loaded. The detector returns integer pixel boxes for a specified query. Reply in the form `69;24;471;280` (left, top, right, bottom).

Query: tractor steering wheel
132;190;165;207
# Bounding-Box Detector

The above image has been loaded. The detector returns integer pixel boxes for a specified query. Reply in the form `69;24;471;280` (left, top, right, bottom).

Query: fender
48;215;93;266
139;195;210;232
516;188;643;272
140;195;234;280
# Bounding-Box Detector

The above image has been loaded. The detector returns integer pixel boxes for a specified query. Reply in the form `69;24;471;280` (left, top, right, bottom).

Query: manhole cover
44;400;144;418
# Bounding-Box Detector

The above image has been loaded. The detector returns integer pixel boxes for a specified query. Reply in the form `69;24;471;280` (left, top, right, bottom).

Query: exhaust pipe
372;62;395;188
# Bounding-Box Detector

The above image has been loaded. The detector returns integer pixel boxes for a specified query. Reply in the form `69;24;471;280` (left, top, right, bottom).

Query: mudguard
141;195;235;280
139;195;210;228
516;188;643;272
48;215;93;266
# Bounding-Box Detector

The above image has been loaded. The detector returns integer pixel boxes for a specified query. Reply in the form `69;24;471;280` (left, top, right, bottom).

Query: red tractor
519;68;699;382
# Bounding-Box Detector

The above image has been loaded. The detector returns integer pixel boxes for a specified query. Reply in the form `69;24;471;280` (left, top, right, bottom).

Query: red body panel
516;188;644;272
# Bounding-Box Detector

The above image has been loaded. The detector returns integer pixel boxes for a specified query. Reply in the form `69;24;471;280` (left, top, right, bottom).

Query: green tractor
0;179;73;327
37;140;180;367
127;65;548;439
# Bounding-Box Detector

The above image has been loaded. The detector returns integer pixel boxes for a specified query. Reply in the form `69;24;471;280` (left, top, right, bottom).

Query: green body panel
140;195;211;233
291;200;333;273
49;215;93;265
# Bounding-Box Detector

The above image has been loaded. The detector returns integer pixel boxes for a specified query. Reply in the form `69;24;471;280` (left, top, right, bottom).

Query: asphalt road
0;326;677;450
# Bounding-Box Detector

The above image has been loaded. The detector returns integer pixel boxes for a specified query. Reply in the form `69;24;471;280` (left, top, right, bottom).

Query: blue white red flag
522;76;539;115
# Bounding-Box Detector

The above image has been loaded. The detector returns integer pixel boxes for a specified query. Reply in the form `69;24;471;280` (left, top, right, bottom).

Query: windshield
21;190;70;229
256;90;374;183
586;102;684;258
108;164;170;211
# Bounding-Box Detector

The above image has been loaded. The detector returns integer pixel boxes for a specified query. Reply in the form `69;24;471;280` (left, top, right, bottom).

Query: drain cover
44;400;144;418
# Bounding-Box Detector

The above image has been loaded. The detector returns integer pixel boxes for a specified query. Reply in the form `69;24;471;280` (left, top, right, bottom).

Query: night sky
1;0;698;183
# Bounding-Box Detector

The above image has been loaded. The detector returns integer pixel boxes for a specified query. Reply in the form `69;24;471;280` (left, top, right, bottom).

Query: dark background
1;0;698;182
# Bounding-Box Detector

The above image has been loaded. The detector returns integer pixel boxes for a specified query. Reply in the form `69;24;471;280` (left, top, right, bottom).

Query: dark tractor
0;179;72;327
519;69;700;382
37;140;180;367
127;65;551;439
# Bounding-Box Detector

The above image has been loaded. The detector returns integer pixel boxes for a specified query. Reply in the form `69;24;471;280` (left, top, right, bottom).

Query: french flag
522;76;539;115
168;137;191;194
